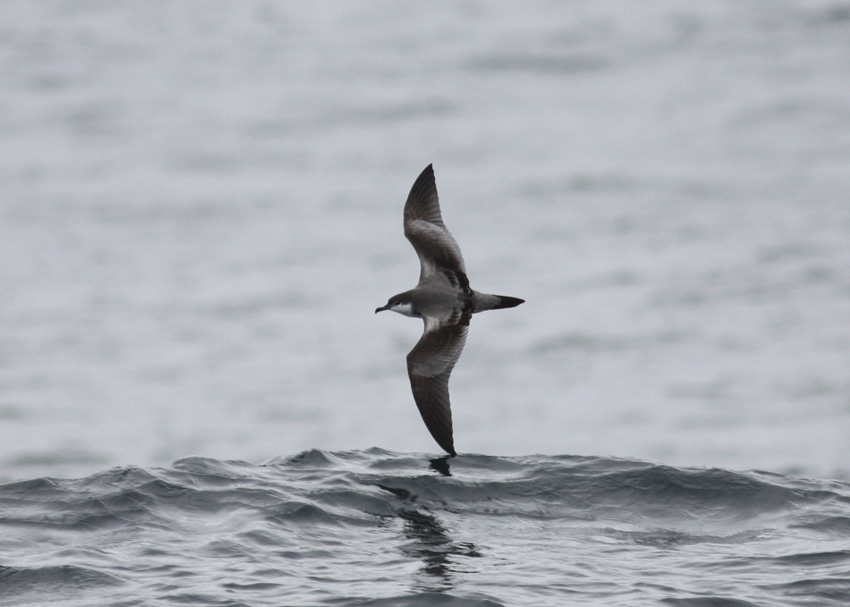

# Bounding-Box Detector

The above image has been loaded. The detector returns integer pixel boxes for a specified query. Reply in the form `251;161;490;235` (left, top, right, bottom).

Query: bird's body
376;164;524;456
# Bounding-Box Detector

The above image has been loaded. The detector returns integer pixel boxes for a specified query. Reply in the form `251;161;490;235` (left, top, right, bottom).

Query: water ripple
2;450;849;605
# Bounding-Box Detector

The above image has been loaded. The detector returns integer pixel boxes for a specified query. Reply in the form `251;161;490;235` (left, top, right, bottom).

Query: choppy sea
3;450;850;606
2;1;850;605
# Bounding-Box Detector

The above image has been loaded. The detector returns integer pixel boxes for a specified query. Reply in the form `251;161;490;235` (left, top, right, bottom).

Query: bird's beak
375;306;387;314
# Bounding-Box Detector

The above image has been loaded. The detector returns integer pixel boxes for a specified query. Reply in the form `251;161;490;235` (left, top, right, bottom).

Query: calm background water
1;2;850;605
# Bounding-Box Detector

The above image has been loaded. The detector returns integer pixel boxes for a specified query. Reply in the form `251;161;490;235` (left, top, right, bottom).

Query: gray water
3;450;850;607
2;2;850;604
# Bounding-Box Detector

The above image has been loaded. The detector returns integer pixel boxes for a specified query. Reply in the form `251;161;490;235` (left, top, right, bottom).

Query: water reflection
429;455;453;477
397;507;481;591
378;466;481;592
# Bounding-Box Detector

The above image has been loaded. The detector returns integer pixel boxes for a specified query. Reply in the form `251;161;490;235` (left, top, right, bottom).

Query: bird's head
375;294;418;317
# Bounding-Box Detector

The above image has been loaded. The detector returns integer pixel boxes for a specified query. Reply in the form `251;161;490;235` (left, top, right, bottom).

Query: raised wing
404;164;467;283
406;311;470;456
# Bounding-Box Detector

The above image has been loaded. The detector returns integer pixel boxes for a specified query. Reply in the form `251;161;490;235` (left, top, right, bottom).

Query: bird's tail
492;295;525;309
473;293;525;312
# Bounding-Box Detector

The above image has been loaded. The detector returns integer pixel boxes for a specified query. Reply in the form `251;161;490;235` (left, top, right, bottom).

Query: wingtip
413;163;435;187
436;439;456;457
404;163;446;231
431;428;456;457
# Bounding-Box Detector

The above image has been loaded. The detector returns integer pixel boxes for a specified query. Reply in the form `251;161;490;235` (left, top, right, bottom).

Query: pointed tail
492;295;525;310
473;293;525;312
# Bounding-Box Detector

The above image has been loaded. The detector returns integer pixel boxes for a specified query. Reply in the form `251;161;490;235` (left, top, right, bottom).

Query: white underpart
390;302;416;317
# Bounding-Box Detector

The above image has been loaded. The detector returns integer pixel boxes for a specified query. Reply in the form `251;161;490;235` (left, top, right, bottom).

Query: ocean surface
2;1;850;604
3;449;850;607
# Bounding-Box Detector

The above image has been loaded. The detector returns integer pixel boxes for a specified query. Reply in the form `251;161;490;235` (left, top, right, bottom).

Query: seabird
376;164;524;456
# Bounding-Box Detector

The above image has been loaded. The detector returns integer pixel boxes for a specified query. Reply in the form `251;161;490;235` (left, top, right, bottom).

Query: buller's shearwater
376;164;524;456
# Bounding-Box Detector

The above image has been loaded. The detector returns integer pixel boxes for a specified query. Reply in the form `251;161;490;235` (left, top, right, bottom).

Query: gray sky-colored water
1;1;849;480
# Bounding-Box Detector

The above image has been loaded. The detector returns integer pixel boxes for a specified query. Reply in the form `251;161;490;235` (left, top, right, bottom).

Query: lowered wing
406;312;470;456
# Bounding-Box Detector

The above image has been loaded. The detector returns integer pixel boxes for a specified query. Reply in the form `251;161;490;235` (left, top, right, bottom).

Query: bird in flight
376;164;524;456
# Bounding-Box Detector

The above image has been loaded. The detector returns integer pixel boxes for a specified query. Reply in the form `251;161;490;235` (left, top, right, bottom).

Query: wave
1;450;850;606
